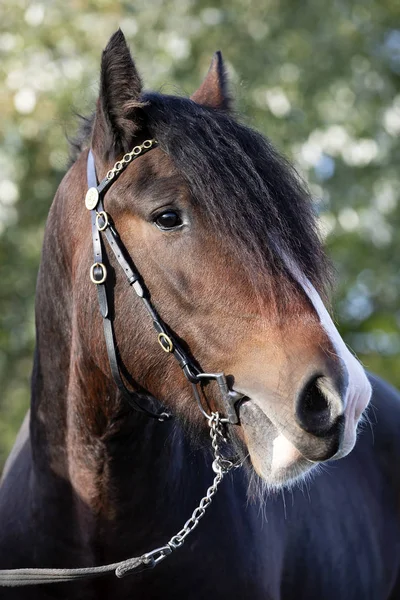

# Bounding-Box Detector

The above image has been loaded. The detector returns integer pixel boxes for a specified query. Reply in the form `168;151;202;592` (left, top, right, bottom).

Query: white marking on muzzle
286;259;371;443
271;433;301;471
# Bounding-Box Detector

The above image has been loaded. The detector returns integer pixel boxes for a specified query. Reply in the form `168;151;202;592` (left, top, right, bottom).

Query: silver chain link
139;412;240;568
167;413;230;550
106;139;156;181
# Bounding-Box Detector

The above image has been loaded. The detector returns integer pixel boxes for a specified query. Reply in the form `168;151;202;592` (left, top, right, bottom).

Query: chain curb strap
116;412;238;577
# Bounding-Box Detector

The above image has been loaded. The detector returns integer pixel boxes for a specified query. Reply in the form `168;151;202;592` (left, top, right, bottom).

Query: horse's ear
92;29;144;158
191;51;231;110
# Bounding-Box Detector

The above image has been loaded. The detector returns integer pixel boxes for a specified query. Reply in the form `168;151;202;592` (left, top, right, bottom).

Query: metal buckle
158;332;174;353
90;262;107;285
114;546;171;578
96;211;109;231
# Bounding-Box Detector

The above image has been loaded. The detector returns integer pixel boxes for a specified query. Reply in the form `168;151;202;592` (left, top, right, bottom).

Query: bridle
85;138;243;426
0;139;245;587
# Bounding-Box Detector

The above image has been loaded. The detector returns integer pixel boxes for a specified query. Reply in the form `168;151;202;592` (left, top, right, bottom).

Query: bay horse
0;29;400;599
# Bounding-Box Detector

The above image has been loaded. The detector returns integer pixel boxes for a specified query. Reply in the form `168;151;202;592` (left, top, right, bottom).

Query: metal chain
106;139;157;181
166;413;230;550
136;412;240;571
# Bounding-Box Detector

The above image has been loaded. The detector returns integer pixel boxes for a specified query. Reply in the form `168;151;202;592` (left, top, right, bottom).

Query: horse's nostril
304;380;328;413
296;376;336;437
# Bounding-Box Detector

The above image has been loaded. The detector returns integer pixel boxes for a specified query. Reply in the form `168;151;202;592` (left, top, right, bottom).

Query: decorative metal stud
85;187;99;211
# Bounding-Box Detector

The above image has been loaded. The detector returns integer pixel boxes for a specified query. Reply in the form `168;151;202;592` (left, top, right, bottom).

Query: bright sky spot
0;33;17;51
24;4;45;27
13;88;37;114
265;87;291;117
342;139;378;166
338;207;360;231
300;140;322;166
383;105;400;136
201;8;223;25
318;213;337;238
119;17;138;37
373;180;398;214
0;180;19;206
322;125;350;155
163;34;190;60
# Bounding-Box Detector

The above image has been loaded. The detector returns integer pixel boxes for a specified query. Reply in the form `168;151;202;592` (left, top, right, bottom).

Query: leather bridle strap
87;150;165;420
87;145;205;420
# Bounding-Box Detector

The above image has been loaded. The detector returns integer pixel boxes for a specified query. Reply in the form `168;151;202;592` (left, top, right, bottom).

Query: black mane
71;93;330;302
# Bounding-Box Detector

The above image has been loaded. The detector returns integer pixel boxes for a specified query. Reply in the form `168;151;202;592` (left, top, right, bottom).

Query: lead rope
0;413;240;587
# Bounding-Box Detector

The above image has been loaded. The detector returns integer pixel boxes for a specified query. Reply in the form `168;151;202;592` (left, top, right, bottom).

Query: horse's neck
30;318;196;560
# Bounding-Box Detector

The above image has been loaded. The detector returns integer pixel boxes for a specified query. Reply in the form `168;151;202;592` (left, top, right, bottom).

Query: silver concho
85;187;99;211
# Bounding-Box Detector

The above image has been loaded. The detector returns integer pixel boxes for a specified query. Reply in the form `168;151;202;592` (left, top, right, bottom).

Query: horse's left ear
92;29;145;158
191;51;231;110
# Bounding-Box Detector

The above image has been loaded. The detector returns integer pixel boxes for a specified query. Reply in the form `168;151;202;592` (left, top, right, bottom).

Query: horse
0;29;399;599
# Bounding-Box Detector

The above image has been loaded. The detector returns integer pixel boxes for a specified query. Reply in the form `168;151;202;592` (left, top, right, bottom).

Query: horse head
63;30;371;490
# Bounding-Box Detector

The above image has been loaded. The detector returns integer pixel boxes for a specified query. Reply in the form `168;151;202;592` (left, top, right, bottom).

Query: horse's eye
154;210;183;230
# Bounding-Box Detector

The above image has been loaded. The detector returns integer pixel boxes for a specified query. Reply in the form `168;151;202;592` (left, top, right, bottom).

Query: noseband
86;138;243;425
0;140;245;587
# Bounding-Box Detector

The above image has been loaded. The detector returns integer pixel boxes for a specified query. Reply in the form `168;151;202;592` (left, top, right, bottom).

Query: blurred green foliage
0;0;399;469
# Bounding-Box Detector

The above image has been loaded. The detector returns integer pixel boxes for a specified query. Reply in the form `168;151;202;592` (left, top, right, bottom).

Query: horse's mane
71;93;331;304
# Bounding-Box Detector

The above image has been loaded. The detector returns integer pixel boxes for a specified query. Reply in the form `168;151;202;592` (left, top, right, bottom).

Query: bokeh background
0;0;399;470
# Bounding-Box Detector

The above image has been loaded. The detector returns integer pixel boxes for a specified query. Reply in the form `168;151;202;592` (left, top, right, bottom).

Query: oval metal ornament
85;187;99;211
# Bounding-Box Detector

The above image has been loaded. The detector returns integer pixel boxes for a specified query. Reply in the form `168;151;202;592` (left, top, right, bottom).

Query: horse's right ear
191;51;231;110
91;29;144;159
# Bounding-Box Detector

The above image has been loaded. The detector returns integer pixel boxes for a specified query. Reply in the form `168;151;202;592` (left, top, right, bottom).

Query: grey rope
0;557;144;587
